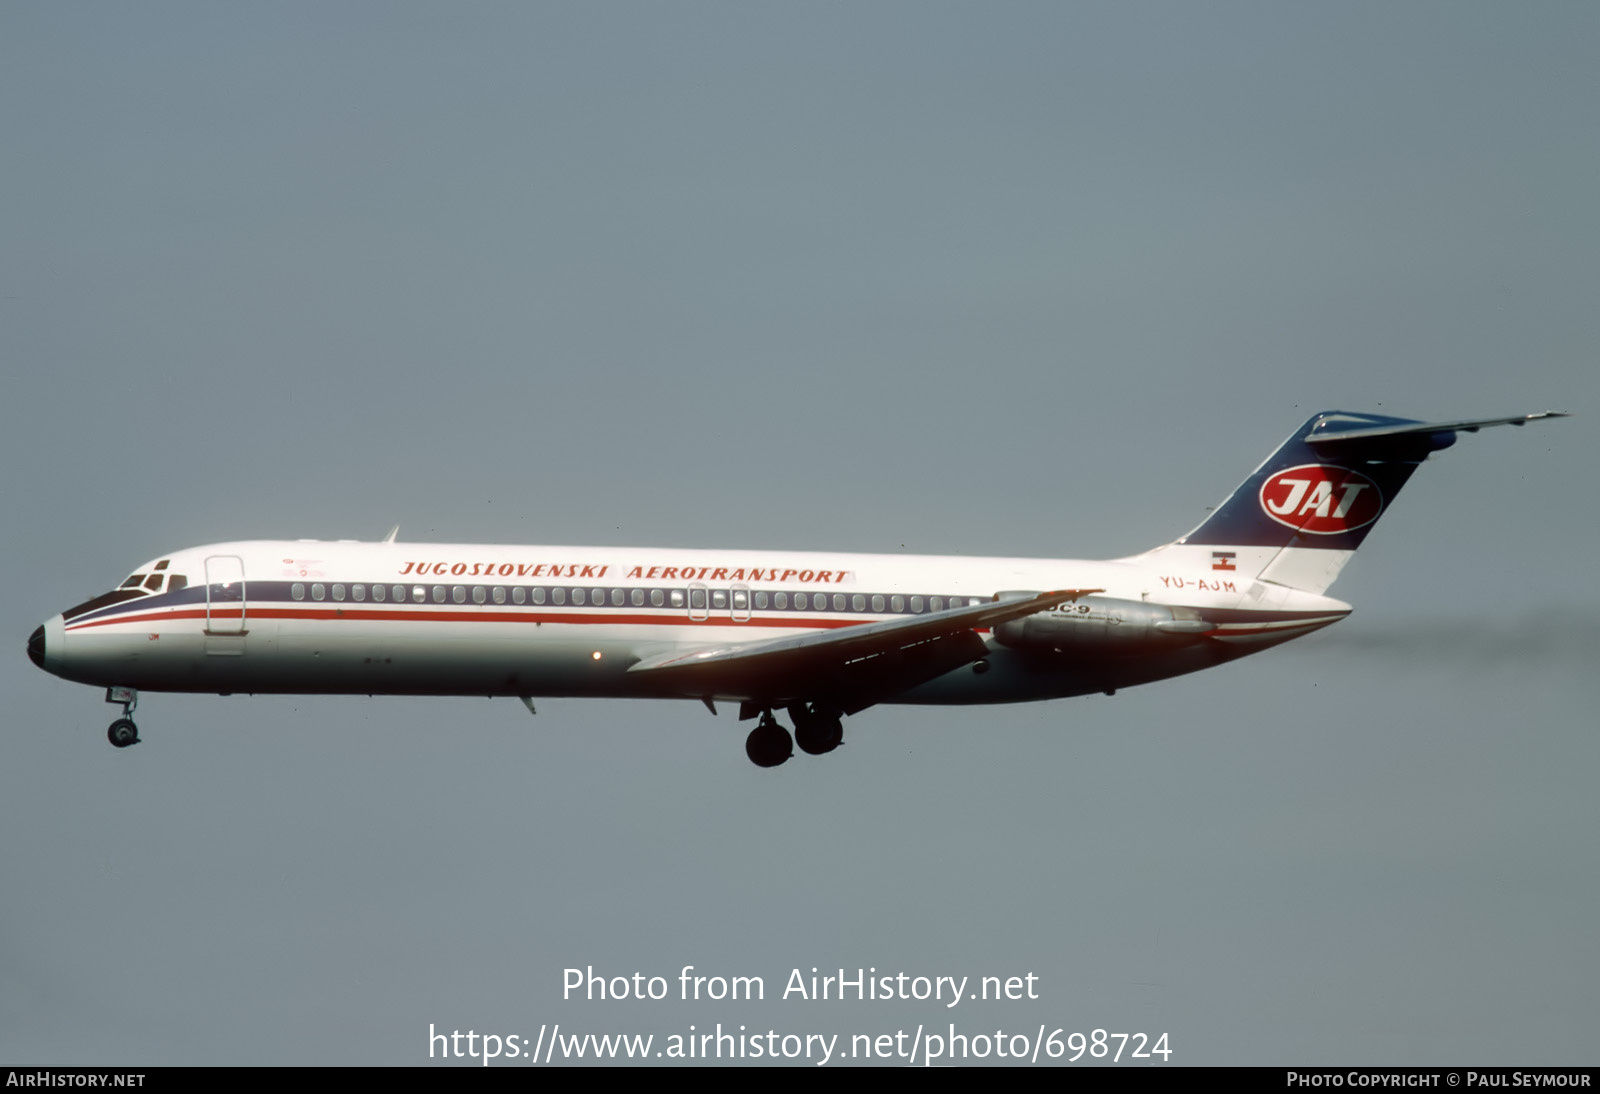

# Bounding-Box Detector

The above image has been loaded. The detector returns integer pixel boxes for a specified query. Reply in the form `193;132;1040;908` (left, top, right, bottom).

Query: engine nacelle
991;593;1210;655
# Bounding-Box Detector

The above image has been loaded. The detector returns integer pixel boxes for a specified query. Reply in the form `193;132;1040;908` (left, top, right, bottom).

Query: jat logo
1258;465;1383;535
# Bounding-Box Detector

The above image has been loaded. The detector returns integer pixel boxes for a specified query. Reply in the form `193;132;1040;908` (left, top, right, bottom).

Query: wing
627;588;1102;715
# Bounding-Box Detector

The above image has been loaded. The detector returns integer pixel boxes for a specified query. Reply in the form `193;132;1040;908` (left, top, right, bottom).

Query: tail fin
1143;410;1566;594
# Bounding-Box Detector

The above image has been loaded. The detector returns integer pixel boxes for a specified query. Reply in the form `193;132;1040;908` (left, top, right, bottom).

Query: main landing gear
105;687;140;748
744;713;792;768
743;703;844;768
792;703;843;756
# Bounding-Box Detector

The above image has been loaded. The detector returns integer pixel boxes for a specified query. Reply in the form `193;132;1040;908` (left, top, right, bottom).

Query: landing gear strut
744;712;793;768
105;687;140;748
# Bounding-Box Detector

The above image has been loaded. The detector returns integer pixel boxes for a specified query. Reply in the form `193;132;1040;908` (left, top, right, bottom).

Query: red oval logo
1258;465;1383;535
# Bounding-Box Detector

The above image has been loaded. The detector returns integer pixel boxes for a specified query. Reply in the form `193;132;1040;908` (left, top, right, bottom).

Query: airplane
27;410;1565;767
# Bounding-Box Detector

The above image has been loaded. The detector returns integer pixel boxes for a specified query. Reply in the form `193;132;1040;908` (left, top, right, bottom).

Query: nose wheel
104;687;140;748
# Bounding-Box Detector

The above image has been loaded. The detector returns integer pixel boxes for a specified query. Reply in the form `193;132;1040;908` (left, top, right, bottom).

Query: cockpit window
121;575;146;589
144;574;165;591
153;559;169;571
168;574;187;592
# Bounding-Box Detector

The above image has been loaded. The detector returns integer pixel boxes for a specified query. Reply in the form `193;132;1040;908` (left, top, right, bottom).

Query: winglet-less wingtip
382;525;400;543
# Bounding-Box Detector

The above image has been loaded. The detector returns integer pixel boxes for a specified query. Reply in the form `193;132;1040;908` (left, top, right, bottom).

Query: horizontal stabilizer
1305;411;1567;446
1174;409;1568;557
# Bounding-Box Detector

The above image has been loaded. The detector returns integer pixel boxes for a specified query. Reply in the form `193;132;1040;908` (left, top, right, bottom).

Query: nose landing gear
104;687;140;748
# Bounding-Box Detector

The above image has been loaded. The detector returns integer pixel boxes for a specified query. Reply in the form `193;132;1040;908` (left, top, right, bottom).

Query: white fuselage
38;539;1350;707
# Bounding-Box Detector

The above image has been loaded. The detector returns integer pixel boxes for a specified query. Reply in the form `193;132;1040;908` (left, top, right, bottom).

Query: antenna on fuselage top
382;525;400;543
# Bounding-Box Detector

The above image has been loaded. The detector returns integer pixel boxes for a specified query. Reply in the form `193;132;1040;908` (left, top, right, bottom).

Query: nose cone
28;624;45;669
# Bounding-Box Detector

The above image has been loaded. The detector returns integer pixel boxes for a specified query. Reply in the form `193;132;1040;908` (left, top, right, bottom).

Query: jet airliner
28;410;1564;766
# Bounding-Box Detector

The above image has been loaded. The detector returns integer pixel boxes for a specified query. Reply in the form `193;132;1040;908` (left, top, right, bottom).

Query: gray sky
2;2;1596;1066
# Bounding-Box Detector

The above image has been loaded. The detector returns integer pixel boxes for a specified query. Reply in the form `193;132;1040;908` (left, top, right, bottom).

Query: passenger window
670;589;684;608
733;588;749;610
852;594;865;611
631;588;644;606
690;587;707;610
431;586;444;603
532;587;546;604
711;589;728;609
333;584;346;601
510;587;523;604
451;586;465;603
871;594;884;612
775;591;789;610
813;592;826;610
373;584;386;602
572;588;586;606
551;588;565;606
353;584;366;601
891;595;905;612
473;587;487;604
930;596;943;611
612;588;624;606
754;591;768;609
412;586;426;603
292;583;305;601
490;587;503;604
650;589;664;607
910;596;924;613
312;584;325;601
